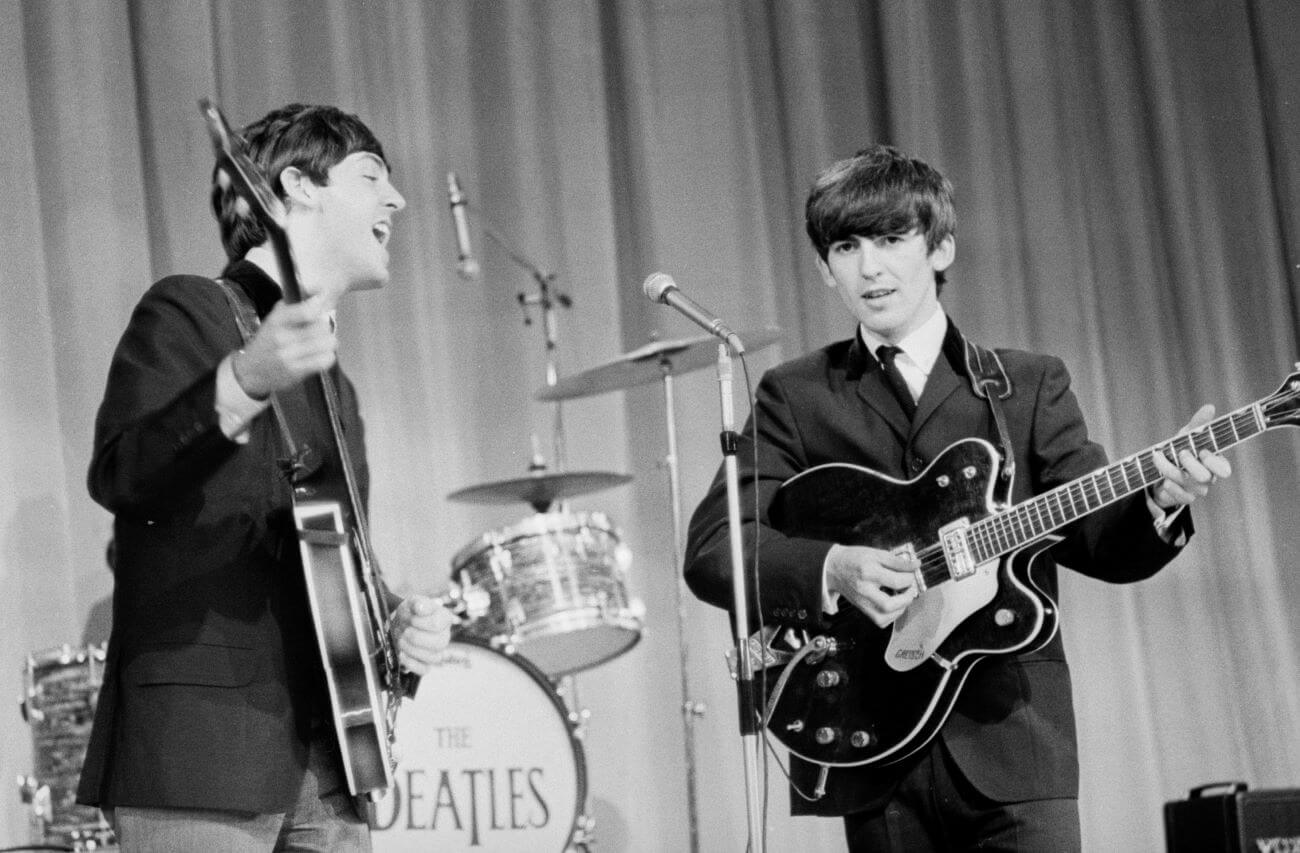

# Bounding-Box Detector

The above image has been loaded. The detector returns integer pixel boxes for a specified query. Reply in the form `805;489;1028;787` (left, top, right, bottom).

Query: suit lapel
856;368;912;441
911;352;962;439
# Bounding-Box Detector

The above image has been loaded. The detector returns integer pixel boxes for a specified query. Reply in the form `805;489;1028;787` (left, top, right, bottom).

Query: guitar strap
214;277;307;477
961;335;1016;506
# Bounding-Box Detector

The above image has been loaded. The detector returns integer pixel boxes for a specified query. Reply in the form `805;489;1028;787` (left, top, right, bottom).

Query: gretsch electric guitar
755;368;1300;769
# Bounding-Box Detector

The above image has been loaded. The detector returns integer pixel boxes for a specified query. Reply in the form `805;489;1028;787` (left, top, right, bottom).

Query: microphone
446;172;479;280
642;272;744;353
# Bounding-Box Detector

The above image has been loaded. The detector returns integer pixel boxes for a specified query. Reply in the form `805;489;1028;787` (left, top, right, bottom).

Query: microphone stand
467;211;595;850
715;341;765;852
476;217;573;471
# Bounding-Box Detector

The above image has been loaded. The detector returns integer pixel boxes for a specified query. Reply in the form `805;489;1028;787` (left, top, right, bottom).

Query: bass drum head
372;637;586;852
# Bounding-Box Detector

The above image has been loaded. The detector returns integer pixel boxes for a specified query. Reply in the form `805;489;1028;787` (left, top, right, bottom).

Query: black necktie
876;344;916;419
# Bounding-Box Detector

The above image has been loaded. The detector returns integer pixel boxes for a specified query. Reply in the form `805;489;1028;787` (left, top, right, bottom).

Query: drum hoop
433;635;588;843
449;510;619;569
26;643;107;670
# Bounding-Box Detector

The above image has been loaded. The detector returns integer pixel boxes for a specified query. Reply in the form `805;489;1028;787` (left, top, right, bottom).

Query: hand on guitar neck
229;295;338;401
1148;403;1233;516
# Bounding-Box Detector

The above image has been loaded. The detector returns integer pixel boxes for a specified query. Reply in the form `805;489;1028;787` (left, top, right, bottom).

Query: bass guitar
199;99;402;803
755;368;1300;769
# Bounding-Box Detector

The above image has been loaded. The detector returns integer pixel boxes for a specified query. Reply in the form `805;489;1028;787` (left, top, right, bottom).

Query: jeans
112;729;370;853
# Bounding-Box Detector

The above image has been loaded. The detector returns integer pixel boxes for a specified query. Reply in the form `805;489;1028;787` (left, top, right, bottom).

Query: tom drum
450;511;642;676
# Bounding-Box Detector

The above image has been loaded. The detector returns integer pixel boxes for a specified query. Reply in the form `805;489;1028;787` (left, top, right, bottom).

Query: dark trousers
842;742;1081;852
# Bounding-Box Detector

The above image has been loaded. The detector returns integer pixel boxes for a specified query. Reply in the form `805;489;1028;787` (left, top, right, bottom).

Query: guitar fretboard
963;404;1266;563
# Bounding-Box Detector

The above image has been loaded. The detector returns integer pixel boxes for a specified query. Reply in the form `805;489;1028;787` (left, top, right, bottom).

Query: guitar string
910;387;1299;585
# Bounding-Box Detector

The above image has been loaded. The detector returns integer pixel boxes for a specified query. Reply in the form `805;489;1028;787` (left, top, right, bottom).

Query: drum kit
371;326;780;852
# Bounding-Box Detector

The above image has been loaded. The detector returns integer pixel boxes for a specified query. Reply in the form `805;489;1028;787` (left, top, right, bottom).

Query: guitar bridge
939;518;976;580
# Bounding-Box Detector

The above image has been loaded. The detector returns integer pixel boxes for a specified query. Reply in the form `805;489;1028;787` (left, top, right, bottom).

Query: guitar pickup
939;518;976;579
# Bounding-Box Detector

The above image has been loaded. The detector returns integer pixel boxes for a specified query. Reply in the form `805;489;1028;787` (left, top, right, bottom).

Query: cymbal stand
469;201;595;846
656;355;704;853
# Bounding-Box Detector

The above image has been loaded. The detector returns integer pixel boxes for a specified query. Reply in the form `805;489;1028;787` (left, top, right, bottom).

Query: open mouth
372;221;391;246
863;287;896;301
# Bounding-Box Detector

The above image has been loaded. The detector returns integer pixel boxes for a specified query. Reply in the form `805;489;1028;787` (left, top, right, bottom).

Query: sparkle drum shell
20;643;115;851
450;511;641;676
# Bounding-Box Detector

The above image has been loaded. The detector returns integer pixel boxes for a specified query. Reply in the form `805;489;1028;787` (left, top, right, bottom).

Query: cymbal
536;326;782;402
446;470;633;509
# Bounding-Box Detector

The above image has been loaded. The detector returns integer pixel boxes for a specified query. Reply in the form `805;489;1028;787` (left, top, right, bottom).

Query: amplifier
1164;782;1300;852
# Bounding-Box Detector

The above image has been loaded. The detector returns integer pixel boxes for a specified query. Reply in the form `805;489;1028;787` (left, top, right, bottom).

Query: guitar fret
958;378;1293;571
1124;457;1145;490
1095;472;1114;504
1029;498;1046;536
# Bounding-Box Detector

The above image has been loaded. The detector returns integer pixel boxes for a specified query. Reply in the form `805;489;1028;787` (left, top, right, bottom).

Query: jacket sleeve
683;369;835;630
87;277;242;518
1027;355;1190;582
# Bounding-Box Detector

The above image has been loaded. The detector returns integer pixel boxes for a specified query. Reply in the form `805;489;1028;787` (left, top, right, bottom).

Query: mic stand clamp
715;341;766;852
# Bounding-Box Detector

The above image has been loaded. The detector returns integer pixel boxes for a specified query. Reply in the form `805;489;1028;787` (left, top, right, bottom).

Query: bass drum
372;637;588;852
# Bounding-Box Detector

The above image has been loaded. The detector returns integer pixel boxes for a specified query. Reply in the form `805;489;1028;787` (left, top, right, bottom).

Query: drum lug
568;812;597;851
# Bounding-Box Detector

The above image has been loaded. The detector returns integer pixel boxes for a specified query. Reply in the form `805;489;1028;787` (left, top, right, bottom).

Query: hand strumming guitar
388;595;458;676
823;544;920;628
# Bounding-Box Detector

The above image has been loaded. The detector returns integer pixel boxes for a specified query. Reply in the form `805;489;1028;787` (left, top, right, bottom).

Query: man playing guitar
79;103;455;852
683;144;1231;851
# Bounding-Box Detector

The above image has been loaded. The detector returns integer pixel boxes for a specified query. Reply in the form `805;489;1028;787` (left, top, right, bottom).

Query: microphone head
456;258;481;281
642;272;676;303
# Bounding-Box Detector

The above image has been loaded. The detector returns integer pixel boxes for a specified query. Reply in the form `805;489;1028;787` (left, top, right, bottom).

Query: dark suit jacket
683;320;1188;816
77;261;370;813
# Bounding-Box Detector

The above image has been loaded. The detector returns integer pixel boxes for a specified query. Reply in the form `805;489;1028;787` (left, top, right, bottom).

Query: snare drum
372;638;589;852
451;511;642;676
19;644;115;851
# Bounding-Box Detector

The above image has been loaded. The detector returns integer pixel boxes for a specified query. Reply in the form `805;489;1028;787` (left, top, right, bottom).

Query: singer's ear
815;256;836;289
278;166;321;210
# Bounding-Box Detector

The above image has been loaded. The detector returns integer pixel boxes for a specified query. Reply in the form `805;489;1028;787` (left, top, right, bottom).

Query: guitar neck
967;401;1268;562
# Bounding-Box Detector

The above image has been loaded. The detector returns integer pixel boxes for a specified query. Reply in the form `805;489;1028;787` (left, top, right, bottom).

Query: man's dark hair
805;144;956;286
211;103;388;260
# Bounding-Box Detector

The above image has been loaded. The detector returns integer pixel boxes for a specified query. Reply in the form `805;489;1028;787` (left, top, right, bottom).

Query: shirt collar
859;304;948;377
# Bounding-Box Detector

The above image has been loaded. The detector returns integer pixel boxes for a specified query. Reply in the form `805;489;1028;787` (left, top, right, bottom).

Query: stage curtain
1;1;1296;849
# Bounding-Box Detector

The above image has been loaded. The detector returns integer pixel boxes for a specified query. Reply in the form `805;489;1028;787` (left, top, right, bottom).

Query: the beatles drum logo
372;642;581;852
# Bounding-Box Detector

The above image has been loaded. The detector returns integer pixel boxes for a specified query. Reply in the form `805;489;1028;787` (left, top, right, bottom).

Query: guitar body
295;500;394;797
765;439;1060;767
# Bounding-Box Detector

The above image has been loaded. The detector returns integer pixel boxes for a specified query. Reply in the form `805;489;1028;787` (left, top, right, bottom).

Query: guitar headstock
1262;365;1300;430
198;98;286;233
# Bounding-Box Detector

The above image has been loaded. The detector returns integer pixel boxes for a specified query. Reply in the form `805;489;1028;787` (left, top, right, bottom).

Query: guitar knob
815;668;842;689
850;730;874;748
814;726;840;745
994;608;1015;627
